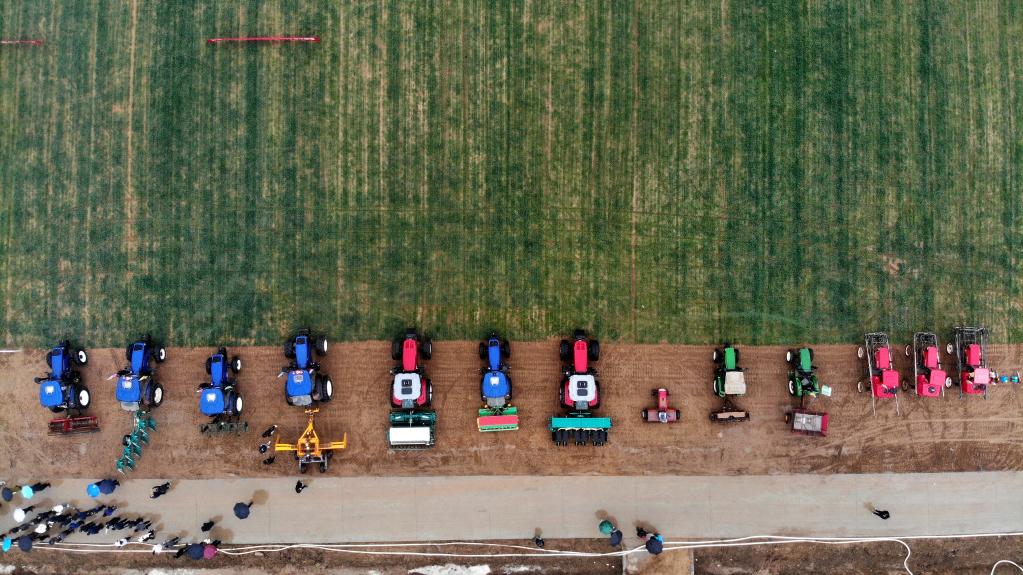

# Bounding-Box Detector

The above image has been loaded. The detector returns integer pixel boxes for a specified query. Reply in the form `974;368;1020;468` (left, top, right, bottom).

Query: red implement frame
48;416;99;435
207;36;320;45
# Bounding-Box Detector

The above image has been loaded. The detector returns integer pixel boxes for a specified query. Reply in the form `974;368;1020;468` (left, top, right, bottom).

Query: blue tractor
198;347;244;424
477;333;518;431
281;328;332;407
35;340;91;414
114;335;166;411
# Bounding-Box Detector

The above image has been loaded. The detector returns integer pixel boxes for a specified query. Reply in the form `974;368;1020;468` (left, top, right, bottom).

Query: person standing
295;481;307;494
636;527;664;555
872;508;891;520
150;482;171;499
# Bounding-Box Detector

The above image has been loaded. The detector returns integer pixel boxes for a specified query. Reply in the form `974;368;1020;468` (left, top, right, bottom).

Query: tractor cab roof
392;372;423;403
200;388;225;416
874;347;891;370
567;374;597;404
286;369;314;397
723;371;746;395
39;379;64;408
481;370;510;399
116;374;143;403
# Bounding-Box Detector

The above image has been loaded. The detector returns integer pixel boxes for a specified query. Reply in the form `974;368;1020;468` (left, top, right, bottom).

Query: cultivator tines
199;421;249;436
115;410;156;474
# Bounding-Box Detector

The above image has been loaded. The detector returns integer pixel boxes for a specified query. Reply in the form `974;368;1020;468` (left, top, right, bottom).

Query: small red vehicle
642;388;680;423
390;329;433;409
857;332;901;415
785;409;828;437
950;326;992;399
904;332;951;397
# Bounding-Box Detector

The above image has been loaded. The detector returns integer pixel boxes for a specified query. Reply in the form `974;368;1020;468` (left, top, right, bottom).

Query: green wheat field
1;1;1020;347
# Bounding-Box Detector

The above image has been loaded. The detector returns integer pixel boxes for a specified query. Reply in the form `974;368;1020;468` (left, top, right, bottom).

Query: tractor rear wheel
501;339;511;358
233;394;244;415
205;357;212;375
321;377;334;402
559;340;571;361
156;347;167;363
315;336;328;356
76;349;89;365
391;338;402;360
478;342;486;360
232;356;242;373
588;340;600;361
150;383;164;407
421;339;433;360
77;386;91;408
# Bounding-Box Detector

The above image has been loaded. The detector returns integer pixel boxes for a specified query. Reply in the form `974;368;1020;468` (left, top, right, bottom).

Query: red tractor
904;332;951;397
551;329;610;445
950;326;992;399
857;332;900;415
390;328;433;410
642;388;680;423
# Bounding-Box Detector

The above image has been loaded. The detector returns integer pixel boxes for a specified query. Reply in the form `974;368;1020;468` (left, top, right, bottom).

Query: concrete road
2;472;1021;544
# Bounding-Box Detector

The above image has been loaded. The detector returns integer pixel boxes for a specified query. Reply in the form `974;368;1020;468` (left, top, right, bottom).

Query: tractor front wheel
944;377;953;388
205;357;212;375
946;343;954;355
900;379;910;392
785;350;793;364
559;340;571;361
315;336;328;356
232;356;242;373
588;340;600;362
713;348;720;363
76;349;89;366
285;341;296;359
501;339;511;358
391;338;402;360
905;345;912;357
156;347;167;363
421;339;433;360
478;342;486;360
857;346;865;359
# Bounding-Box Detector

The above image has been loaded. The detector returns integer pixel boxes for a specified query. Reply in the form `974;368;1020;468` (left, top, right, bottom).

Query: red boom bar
0;39;44;46
207;36;320;45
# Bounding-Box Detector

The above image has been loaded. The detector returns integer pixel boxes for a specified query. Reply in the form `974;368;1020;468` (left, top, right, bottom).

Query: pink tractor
904;332;951;397
950;326;993;399
857;332;901;415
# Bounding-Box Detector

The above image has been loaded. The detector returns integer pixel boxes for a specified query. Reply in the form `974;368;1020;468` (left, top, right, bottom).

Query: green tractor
786;347;820;398
710;344;749;423
712;345;746;398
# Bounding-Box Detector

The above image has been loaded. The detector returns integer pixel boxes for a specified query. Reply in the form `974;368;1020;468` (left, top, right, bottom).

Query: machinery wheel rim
77;350;88;364
235;396;243;413
158;348;166;361
234;358;243;372
325;379;333;398
788;379;795;396
79;388;90;407
153;386;163;405
857;347;865;359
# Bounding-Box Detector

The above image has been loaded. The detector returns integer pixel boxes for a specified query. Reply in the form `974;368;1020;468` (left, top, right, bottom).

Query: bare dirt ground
2;341;1021;479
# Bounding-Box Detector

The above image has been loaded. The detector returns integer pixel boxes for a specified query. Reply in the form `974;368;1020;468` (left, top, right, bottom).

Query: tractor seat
200;388;226;416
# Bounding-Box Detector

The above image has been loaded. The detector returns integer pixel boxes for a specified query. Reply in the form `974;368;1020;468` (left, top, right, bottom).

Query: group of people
0;478;259;560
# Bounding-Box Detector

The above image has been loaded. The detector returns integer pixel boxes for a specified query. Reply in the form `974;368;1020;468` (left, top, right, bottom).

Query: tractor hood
200;387;226;416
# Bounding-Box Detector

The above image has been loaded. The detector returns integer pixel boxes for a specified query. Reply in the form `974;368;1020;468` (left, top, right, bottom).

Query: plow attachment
477;406;519;432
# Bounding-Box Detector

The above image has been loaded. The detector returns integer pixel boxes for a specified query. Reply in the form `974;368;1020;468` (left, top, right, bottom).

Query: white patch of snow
502;566;541;574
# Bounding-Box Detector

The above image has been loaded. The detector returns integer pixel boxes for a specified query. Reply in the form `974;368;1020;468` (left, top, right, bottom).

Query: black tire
713;348;721;363
588;340;600;362
501;339;511;358
391;338;402;360
478;342;486;360
319;461;328;473
901;379;910;392
233;394;243;415
674;410;681;420
149;383;164;408
573;329;586;340
50;406;64;414
299;462;308;474
426;381;433;406
559;340;571;361
315;336;328;356
205;357;212;375
784;413;792;424
75;349;89;366
156;347;167;363
557;382;566;408
788;379;796;396
125;345;133;361
284;341;296;359
231;356;242;373
733;348;741;364
44;350;53;368
421;339;433;360
808;348;814;361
